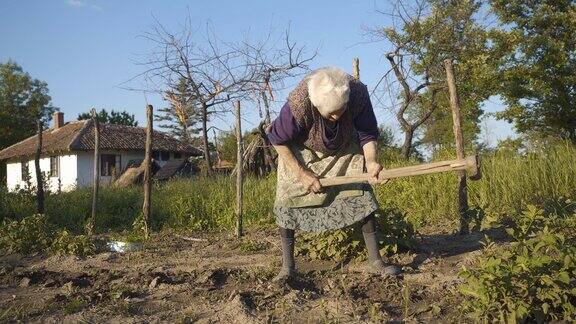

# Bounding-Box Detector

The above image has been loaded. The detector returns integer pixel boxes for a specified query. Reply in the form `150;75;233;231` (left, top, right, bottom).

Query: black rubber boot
360;214;402;277
273;227;297;282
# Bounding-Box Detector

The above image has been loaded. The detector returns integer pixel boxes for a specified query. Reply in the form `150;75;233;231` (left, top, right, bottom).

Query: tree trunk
444;59;470;235
401;129;414;160
142;105;153;239
35;120;44;214
201;103;213;175
353;57;360;80
88;110;100;236
235;101;243;237
260;92;275;173
261;90;271;125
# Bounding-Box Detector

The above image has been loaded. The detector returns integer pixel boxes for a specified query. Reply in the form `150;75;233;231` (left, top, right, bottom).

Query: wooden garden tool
319;154;481;187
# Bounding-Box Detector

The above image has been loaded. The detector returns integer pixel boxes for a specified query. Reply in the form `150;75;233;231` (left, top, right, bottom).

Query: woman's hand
298;169;322;193
366;161;389;185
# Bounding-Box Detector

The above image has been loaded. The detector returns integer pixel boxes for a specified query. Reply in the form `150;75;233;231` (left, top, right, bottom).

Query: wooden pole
34;120;44;214
353;58;360;80
88;109;100;236
142;104;153;239
235;101;243;238
201;103;213;175
444;59;470;235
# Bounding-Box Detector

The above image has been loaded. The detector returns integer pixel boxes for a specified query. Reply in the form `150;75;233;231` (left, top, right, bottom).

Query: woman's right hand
298;169;322;193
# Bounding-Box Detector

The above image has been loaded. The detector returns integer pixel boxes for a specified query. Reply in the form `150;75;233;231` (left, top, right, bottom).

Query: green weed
459;205;576;322
0;214;96;257
296;208;416;261
64;298;86;314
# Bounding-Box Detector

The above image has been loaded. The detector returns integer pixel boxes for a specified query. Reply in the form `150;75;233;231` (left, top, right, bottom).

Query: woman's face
320;106;346;122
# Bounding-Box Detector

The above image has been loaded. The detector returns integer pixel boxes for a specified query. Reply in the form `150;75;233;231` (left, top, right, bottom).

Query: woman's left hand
366;162;389;185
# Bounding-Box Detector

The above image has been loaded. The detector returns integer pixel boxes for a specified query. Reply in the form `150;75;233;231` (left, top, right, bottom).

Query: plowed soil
0;226;509;323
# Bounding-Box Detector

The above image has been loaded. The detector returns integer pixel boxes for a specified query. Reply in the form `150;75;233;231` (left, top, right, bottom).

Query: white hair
307;67;350;115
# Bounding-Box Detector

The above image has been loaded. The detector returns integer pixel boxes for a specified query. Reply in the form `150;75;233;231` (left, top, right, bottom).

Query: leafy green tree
77;109;138;127
375;0;503;157
0;60;57;150
491;0;576;144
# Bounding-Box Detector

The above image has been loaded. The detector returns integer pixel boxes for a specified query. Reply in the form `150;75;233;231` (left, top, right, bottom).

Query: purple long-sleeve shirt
267;99;379;148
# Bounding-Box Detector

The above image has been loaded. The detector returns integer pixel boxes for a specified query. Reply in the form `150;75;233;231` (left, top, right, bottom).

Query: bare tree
134;17;259;174
131;16;317;175
238;26;316;124
233;27;316;175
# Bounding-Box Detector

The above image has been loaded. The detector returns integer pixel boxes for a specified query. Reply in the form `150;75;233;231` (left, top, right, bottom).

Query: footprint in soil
196;268;230;289
14;270;92;289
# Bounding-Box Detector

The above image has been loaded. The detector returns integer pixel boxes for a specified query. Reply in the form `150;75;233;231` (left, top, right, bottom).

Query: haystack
232;122;276;177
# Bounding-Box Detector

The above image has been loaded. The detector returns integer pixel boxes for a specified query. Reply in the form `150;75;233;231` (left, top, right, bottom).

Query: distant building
0;112;202;192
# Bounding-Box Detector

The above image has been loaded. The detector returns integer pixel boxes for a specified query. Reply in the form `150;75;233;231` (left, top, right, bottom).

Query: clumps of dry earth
0;226;509;323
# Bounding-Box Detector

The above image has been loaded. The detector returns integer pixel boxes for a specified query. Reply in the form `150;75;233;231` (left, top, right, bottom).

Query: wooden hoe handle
319;155;481;187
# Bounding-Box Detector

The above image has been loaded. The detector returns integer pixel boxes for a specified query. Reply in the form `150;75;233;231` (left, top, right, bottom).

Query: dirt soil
0;225;509;323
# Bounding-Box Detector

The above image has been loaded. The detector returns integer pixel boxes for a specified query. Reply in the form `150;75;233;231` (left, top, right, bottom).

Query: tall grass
0;144;574;233
152;174;276;230
0;173;277;234
374;143;576;226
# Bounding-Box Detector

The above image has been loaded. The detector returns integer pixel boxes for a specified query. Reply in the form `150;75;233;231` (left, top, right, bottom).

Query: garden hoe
319;154;481;187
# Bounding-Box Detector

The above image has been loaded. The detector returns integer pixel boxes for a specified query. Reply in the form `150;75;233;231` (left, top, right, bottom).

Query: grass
0;143;574;235
374;143;576;227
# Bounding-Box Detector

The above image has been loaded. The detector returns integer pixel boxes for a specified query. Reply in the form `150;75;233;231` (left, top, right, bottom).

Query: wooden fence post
142;104;153;239
235;101;243;238
88;108;100;236
35;120;44;214
444;59;470;235
353;58;360;80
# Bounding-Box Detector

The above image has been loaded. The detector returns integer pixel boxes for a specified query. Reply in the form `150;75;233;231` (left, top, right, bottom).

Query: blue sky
0;0;515;147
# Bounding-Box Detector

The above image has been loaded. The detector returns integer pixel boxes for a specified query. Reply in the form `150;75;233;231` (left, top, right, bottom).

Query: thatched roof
0;119;202;161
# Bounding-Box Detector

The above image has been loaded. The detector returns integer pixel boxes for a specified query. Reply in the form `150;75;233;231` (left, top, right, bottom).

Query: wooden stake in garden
444;59;470;235
235;100;243;238
142;104;153;239
35;120;45;214
87;108;100;236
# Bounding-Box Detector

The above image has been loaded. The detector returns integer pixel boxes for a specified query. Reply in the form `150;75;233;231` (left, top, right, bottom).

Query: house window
160;151;170;161
174;152;182;159
152;151;160;160
21;159;29;180
50;156;59;177
101;154;121;177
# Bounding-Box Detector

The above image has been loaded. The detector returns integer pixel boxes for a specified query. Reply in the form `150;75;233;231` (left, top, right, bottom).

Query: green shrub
0;214;53;254
50;230;96;258
296;208;416;261
0;214;96;257
459;205;576;322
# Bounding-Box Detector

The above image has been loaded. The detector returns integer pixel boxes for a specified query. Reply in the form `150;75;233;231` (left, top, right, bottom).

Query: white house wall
76;150;168;187
58;155;78;191
77;151;141;187
6;154;78;192
6;162;22;192
6;151;181;192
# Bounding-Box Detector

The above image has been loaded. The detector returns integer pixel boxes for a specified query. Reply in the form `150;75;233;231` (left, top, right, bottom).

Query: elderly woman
267;67;401;280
